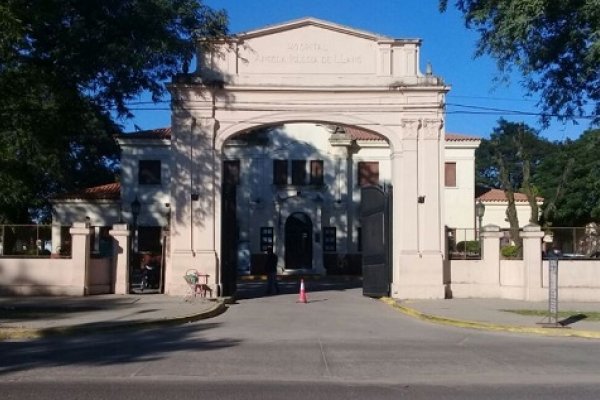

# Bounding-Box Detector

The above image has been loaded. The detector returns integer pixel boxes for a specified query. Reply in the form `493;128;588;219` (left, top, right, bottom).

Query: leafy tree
441;0;600;125
0;1;227;223
536;129;600;226
476;119;554;244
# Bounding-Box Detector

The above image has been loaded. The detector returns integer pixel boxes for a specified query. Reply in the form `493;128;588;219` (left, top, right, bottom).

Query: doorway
285;212;313;270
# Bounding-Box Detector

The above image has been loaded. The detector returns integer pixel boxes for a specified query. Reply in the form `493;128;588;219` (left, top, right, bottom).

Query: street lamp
475;199;486;241
131;196;141;254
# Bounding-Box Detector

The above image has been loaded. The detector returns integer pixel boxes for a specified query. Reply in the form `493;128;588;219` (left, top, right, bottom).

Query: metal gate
360;185;392;297
220;160;239;297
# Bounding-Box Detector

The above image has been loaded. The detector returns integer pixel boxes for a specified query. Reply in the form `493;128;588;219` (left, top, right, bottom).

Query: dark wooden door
285;212;313;269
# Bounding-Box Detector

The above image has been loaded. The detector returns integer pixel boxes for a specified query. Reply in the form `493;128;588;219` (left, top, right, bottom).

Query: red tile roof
344;126;382;141
446;133;480;141
476;187;543;203
54;182;121;201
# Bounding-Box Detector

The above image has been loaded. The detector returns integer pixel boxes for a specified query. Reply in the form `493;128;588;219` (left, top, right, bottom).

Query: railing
0;225;70;257
544;226;600;259
447;228;481;260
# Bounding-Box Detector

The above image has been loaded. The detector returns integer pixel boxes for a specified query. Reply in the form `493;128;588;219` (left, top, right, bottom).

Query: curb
381;298;600;340
0;300;227;341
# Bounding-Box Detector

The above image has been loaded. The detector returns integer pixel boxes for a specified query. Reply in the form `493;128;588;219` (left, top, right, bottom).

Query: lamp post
475;199;486;252
130;196;141;258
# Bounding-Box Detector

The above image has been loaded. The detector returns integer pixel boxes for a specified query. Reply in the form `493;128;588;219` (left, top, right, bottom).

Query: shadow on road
0;322;239;376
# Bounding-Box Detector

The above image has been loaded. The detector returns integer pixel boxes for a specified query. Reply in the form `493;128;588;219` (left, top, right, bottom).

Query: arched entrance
166;17;448;300
285;212;313;270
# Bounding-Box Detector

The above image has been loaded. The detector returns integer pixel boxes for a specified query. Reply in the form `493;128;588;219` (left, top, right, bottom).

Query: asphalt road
1;280;600;399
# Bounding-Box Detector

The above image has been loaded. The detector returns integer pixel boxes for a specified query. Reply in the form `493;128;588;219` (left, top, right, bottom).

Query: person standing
265;246;280;295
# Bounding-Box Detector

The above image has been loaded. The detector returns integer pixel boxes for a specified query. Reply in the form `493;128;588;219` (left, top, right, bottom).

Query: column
51;222;62;255
480;225;502;294
521;224;545;301
69;222;91;296
109;224;130;295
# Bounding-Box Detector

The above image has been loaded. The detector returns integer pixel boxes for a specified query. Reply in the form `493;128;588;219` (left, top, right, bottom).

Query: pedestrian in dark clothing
265;246;280;295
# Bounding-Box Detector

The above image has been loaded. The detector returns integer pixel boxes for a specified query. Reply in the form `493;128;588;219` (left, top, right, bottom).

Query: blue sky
124;0;587;141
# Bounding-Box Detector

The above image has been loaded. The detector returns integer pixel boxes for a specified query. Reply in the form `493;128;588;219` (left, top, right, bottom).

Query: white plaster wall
444;144;477;231
542;260;600;288
482;202;538;229
53;200;121;227
118;139;172;227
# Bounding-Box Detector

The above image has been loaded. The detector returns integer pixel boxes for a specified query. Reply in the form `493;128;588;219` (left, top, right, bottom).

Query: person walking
265;246;280;295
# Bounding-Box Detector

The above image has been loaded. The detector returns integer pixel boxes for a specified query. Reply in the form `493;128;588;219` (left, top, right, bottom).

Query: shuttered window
310;160;324;185
445;162;457;187
358;161;379;187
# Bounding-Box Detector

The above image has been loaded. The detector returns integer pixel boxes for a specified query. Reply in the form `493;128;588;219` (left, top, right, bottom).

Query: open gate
360;185;392;297
220;160;239;297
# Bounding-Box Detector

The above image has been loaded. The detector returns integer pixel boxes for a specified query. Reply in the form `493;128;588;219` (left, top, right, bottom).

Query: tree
536;129;600;226
440;0;600;125
476;119;554;244
0;1;227;223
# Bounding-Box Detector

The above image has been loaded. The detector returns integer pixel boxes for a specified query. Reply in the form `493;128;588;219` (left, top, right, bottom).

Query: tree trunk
496;152;522;248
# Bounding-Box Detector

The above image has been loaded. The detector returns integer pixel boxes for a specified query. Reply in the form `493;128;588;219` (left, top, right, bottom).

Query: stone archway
166;18;448;299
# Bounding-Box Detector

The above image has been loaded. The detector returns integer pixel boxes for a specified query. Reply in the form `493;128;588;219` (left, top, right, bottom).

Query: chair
184;269;212;298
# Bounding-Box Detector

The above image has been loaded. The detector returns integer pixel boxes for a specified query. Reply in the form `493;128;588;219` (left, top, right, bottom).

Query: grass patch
503;309;600;321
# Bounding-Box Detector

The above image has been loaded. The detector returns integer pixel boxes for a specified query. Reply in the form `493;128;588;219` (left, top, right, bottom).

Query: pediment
236;17;394;42
197;17;430;86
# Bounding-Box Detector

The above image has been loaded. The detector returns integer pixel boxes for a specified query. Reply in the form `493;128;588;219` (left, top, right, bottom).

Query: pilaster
167;114;219;296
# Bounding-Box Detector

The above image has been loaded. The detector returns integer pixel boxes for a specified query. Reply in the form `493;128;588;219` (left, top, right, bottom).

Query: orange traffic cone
298;278;308;304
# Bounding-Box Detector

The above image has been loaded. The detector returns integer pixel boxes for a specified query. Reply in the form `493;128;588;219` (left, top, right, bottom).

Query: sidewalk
386;298;600;339
0;294;226;340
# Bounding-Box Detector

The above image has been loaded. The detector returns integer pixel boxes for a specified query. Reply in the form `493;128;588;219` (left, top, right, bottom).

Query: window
358;161;379;187
273;160;287;185
274;159;324;186
357;227;362;252
291;160;306;185
138;160;161;185
260;227;274;251
323;227;336;252
445;162;457;187
310;160;324;185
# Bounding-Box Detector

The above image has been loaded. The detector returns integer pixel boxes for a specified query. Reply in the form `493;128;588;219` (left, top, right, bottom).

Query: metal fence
544;226;600;259
0;225;71;257
447;228;482;260
447;227;526;260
